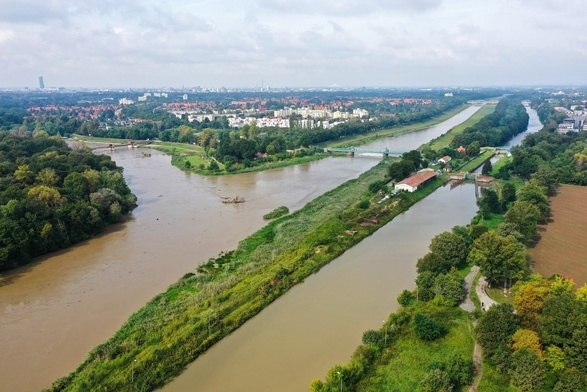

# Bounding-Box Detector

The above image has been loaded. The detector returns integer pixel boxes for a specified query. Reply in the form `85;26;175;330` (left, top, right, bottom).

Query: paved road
476;275;498;312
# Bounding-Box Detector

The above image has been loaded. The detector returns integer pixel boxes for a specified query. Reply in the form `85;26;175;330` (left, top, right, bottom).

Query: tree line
0;131;136;271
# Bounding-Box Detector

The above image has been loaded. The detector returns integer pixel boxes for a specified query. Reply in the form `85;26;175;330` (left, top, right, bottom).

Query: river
0;104;485;392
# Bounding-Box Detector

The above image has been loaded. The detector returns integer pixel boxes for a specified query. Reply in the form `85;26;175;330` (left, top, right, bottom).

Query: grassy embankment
326;104;470;148
355;306;473;391
426;103;496;151
47;159;448;391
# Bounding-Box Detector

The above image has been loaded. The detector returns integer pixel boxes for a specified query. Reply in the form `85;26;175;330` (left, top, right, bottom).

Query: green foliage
358;199;370;209
429;231;469;270
468;231;526;287
413;313;448;341
418;369;454;392
433;270;465;306
262;206;289;220
553;369;587;392
448;357;473;389
482;159;493;175
510;348;545;392
0;132;136;271
397;289;416;307
475;303;519;357
362;329;384;346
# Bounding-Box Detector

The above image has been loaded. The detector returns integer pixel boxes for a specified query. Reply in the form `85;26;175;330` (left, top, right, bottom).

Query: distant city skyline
1;0;586;88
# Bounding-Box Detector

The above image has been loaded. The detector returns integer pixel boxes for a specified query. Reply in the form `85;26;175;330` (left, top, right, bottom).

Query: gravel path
460;265;479;313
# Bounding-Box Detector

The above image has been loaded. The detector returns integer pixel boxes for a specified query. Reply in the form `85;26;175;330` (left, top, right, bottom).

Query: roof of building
396;170;437;188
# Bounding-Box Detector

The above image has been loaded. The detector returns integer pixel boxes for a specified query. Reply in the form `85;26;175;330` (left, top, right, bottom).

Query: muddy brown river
0;105;485;391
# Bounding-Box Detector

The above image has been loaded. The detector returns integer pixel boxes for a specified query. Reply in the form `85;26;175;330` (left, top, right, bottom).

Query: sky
0;0;585;88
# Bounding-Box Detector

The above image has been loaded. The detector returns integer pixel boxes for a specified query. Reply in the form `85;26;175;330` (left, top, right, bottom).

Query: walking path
459;265;479;313
476;275;498;312
460;265;499;392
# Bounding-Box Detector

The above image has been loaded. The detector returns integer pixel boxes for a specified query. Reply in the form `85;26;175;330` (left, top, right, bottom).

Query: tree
512;329;545;358
501;182;517;204
416;271;436;302
478;188;500;217
512;276;551;329
475;303;518;356
503;201;541;243
540;292;582;347
553;369;587;392
467;141;480;157
516;180;550;220
429;231;468;269
510;348;545;392
468;232;526;287
416;252;448;275
433;270;465;306
481;159;493;175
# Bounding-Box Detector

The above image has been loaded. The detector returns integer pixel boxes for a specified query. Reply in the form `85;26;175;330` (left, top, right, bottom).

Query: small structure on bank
394;169;437;193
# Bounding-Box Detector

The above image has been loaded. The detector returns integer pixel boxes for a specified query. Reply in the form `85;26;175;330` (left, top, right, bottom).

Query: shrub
397;289;415;307
419;369;454;392
413;313;448;341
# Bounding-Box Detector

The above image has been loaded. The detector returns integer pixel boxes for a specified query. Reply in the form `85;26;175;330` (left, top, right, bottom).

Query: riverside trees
0;131;136;271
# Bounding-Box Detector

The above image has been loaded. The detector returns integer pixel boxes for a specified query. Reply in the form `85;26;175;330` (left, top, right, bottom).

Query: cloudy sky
0;0;585;88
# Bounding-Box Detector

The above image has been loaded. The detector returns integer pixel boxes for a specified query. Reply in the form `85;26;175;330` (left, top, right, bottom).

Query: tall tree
468;232;526;287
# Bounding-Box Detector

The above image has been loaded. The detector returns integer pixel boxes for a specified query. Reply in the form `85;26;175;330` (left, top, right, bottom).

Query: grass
263;206;289;220
426;104;497;150
47;162;448;392
485;287;514;305
478;360;516;392
353;305;474;391
456;149;495;173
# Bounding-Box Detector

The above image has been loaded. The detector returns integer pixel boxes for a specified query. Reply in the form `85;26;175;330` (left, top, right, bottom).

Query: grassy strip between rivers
47;162;447;392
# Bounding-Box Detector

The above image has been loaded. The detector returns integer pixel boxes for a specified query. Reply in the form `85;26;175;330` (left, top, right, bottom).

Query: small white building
437;156;452;165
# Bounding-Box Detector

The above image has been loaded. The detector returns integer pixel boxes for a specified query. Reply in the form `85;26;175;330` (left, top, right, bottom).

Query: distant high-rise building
38;76;45;89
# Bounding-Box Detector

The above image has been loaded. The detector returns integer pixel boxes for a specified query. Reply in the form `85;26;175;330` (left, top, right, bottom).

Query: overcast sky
0;0;585;88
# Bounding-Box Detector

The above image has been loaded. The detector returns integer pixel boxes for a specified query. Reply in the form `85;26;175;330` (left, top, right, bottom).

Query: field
528;184;587;286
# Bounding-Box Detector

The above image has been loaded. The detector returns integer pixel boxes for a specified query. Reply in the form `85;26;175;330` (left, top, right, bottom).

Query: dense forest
0;131;136;271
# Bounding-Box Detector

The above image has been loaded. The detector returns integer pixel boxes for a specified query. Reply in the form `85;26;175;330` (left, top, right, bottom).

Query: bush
413;313;448;341
362;329;383;346
397;289;416;307
419;369;454;392
358;199;370;209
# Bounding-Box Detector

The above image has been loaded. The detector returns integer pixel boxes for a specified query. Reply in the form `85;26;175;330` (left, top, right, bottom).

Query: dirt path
468;340;483;392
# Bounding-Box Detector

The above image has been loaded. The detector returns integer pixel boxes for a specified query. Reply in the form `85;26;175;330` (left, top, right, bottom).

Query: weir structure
325;146;405;158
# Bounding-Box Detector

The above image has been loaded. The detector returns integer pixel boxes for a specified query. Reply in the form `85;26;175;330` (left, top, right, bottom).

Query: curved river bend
1;105;489;391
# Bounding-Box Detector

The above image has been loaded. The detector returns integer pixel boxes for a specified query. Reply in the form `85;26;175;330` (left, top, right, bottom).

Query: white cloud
0;0;585;87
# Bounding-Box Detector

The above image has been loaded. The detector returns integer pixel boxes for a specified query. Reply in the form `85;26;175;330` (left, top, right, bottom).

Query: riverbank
47;161;449;391
324;104;471;149
425;104;496;150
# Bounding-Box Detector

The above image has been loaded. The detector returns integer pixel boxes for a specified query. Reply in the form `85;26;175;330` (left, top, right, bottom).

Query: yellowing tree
512;329;545;358
28;185;65;208
513;277;551;330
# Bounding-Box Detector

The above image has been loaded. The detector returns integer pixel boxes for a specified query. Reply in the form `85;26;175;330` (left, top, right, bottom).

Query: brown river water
0;104;485;391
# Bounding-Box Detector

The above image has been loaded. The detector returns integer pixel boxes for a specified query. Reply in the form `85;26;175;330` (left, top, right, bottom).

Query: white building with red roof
394;169;438;193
